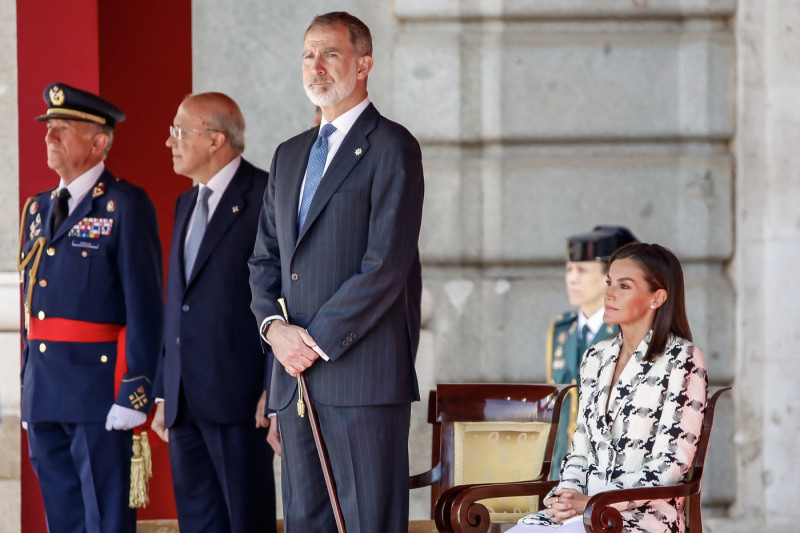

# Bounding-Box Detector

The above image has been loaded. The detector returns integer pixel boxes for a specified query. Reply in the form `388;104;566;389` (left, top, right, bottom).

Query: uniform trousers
28;421;136;533
278;388;411;533
168;389;276;533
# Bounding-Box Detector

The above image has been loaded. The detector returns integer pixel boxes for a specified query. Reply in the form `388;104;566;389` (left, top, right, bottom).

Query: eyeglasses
169;125;220;140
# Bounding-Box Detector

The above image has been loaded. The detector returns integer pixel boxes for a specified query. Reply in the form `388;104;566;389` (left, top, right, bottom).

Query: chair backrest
685;385;731;531
420;383;573;523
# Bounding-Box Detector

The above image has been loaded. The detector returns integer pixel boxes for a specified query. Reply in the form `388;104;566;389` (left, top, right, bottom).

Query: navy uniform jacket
249;103;423;410
546;311;617;479
154;158;272;426
19;170;163;423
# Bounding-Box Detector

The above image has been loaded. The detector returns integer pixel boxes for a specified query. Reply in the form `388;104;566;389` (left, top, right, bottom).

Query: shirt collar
320;97;370;140
59;161;105;209
198;156;241;215
577;307;606;336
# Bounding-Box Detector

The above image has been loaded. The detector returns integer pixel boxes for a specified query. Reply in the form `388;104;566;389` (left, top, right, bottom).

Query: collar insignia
29;201;39;215
92;182;105;198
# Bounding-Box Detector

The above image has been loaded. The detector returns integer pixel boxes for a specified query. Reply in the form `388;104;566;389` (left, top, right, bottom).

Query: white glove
105;404;147;431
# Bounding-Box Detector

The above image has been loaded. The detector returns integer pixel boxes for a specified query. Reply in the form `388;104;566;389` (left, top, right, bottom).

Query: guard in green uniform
546;225;637;479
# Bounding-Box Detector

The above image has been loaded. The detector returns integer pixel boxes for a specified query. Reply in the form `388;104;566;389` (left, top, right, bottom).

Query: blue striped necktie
298;123;336;231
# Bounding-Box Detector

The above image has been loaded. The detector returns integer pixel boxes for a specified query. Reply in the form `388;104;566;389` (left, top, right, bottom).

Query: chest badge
106;199;116;213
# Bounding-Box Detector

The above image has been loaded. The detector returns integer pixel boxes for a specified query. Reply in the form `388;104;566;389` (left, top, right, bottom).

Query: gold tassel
296;375;306;418
129;434;150;509
140;430;153;479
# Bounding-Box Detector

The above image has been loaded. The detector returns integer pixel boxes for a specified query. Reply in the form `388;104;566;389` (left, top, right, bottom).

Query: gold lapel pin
354;148;363;156
232;205;240;213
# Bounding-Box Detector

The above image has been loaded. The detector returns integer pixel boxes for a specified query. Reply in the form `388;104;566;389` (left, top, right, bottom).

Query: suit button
37;311;45;320
81;250;89;258
182;304;190;312
46;247;55;256
291;273;299;281
39;279;48;287
342;340;350;346
176;337;180;345
39;343;46;353
100;355;108;363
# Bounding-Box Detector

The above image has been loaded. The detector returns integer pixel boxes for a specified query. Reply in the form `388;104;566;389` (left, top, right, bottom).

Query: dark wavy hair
608;242;692;362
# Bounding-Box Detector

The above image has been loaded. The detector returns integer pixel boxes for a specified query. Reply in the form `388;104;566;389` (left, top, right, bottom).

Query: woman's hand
544;488;590;523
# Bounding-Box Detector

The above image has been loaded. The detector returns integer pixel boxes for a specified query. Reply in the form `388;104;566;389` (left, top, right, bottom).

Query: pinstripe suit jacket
249;103;423;410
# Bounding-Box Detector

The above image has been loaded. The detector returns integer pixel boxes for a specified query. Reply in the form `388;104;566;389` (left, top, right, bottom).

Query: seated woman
510;242;708;533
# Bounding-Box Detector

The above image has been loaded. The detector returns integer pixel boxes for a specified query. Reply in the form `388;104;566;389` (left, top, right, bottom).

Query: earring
650;304;656;309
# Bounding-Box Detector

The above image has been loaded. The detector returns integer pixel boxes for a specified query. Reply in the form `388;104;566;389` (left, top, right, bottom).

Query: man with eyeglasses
18;82;163;533
151;92;277;533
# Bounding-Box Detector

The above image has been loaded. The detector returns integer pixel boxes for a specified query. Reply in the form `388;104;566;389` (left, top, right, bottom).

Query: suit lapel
281;130;317;247
186;162;251;286
173;187;196;290
296;104;378;245
605;335;656;425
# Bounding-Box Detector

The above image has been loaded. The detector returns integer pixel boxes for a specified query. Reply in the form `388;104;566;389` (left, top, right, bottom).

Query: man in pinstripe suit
249;11;424;533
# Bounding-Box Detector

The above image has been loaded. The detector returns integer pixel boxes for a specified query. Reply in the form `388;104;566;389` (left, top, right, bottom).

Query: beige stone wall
2;0;798;530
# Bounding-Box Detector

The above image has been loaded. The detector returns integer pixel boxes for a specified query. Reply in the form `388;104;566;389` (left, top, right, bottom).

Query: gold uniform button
39;279;48;287
37;311;45;320
81;250;89;258
100;355;108;363
39;343;46;353
46;247;55;256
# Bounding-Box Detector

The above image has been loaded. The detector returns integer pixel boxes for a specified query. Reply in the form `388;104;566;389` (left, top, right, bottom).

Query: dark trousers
278;389;411;533
28;421;136;533
168;390;277;533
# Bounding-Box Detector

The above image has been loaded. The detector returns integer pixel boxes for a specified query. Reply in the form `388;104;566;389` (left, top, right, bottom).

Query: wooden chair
408;383;574;533
435;386;731;533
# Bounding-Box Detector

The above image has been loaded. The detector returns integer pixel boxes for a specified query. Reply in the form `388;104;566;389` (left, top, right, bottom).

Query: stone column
717;1;800;531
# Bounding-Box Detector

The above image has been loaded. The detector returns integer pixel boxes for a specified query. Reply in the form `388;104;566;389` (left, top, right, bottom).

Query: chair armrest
582;478;701;533
409;462;442;490
435;479;558;533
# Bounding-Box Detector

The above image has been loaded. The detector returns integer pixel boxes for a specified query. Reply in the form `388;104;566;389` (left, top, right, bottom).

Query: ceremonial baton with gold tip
277;297;346;533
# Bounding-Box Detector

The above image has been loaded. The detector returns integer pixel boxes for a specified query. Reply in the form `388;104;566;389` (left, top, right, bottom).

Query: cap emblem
49;86;65;106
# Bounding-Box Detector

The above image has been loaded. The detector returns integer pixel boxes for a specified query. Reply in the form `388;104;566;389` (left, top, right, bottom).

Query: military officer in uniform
546;225;637;480
17;83;163;533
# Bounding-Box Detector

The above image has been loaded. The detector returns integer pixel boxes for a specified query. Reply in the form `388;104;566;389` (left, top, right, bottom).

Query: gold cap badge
49;86;65;106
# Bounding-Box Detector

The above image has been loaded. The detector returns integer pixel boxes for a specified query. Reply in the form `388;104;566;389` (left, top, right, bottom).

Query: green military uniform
546;312;618;479
546;224;638;480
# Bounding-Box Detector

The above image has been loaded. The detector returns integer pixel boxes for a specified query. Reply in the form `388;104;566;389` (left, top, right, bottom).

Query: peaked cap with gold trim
35;82;126;128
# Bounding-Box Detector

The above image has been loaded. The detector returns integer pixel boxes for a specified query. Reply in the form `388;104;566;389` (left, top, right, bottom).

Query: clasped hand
267;321;320;377
544;488;589;523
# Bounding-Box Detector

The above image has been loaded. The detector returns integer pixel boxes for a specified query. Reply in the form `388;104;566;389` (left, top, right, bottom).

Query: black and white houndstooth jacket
520;332;708;532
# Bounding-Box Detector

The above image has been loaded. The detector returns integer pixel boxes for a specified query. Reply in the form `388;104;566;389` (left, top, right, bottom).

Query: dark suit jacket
249;103;424;410
20;170;163;423
156;158;271;426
